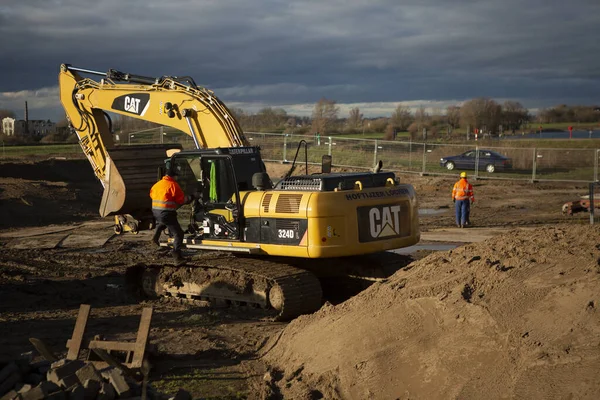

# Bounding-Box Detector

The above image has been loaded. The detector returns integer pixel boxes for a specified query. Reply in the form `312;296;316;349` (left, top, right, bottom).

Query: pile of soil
0;159;100;229
263;224;600;399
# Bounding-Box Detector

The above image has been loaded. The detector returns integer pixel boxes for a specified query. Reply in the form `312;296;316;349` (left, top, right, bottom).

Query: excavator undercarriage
126;251;412;321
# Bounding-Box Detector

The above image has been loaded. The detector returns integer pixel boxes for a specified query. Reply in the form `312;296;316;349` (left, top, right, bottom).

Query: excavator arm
58;64;248;222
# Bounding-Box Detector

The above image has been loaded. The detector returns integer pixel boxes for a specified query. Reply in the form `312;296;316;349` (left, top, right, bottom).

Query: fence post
328;137;332;156
590;182;595;225
594;149;599;182
283;134;288;162
474;145;479;178
422;143;427;174
409;139;412;170
373;140;378;167
531;148;537;182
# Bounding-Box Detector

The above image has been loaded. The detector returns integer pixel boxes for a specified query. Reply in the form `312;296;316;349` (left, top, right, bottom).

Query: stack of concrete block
0;356;189;400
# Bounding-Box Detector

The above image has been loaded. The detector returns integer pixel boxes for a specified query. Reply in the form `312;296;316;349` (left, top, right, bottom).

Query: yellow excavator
58;64;420;320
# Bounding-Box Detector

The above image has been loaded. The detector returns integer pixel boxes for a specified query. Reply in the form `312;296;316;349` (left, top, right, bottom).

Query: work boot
151;231;161;248
172;250;187;266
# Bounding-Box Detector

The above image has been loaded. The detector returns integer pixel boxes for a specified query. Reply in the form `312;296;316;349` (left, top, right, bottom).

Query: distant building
1;100;57;137
2;117;15;136
2;117;56;137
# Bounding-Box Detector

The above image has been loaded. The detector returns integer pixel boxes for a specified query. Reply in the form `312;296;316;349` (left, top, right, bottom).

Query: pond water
391;242;460;255
503;130;598;140
419;208;449;216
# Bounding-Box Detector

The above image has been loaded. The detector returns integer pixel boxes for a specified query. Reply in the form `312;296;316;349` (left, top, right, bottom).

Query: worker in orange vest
150;166;196;264
452;171;475;228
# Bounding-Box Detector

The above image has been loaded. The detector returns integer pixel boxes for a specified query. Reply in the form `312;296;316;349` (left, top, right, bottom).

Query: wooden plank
60;233;114;249
28;338;58;362
88;341;136;352
66;304;91;360
90;348;136;378
131;307;153;368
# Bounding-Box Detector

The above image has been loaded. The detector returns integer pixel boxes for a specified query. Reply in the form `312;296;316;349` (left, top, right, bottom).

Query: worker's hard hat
460;172;467;178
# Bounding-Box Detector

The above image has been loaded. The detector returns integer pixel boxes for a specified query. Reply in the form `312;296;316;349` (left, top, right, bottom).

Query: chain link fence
2;128;599;183
243;132;600;183
115;129;600;183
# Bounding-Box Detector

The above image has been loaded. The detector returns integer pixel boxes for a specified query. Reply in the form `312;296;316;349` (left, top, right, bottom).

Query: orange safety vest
150;176;185;211
452;178;475;202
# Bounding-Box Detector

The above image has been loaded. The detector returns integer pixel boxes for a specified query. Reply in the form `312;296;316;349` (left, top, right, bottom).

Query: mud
0;158;596;399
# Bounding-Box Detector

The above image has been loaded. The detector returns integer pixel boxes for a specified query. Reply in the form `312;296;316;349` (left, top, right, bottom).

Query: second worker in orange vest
452;171;475;228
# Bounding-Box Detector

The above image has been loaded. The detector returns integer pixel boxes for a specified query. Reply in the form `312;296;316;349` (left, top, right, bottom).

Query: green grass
335;131;412;140
0;144;82;159
151;367;247;400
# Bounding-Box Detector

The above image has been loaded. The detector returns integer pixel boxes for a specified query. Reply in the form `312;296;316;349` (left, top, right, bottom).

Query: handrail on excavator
64;64;198;89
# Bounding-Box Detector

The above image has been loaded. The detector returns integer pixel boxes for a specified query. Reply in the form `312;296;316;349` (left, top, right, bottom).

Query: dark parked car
439;149;512;173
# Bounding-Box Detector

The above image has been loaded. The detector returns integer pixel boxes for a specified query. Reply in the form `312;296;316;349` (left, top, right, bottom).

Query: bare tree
390;105;413;131
368;118;388;133
311;98;339;134
446;105;461;131
501;101;529;132
414;106;430;129
460;98;501;134
256;107;288;132
346;107;363;131
572;105;597;123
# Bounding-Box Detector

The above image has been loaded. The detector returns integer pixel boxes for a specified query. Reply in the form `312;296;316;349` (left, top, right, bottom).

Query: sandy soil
0;158;596;399
264;224;600;399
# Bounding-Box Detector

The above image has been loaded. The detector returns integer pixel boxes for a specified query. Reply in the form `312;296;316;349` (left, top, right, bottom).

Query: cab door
199;155;243;240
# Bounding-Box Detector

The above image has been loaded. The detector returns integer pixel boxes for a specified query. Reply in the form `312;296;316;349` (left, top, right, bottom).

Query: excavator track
128;255;323;321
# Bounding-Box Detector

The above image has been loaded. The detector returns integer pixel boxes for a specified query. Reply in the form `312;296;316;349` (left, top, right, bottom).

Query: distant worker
149;166;196;264
452;171;475;228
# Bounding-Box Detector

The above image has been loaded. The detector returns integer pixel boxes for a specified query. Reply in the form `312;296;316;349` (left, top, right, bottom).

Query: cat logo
124;96;141;113
357;203;408;242
369;205;401;238
111;93;150;116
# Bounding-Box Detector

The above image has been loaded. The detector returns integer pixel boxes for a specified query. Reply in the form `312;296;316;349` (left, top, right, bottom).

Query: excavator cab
168;147;268;241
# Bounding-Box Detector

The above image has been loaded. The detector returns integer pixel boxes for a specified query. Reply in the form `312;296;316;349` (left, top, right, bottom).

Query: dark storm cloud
0;0;599;119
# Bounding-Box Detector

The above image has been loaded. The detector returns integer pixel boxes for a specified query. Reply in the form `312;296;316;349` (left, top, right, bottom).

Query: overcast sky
1;0;599;121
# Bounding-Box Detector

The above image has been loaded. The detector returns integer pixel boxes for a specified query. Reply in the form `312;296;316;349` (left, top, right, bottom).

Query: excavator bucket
99;155;126;217
98;144;182;218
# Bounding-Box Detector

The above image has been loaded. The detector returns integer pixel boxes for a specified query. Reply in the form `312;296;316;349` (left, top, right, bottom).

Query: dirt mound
0;159;95;182
0;159;100;229
263;224;600;399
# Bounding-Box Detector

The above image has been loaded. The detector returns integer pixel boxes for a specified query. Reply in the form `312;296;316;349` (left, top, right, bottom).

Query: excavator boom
59;64;247;222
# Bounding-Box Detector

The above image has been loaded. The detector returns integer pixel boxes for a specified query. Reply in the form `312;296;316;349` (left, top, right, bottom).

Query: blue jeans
455;200;469;226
